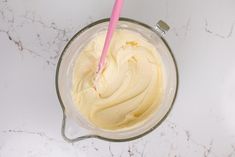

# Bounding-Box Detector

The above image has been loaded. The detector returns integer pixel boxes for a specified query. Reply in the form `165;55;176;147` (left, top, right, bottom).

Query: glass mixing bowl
56;18;178;142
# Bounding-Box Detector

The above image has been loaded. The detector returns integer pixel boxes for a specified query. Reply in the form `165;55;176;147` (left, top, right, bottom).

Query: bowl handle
154;20;170;36
61;112;98;143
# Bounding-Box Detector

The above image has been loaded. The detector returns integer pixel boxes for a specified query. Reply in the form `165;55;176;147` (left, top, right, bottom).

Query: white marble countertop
1;0;235;156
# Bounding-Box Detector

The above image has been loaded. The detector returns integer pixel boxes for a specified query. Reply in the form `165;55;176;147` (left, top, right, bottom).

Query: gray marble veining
1;0;235;156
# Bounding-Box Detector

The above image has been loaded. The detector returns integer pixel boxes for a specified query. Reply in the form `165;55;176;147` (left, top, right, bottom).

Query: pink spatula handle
97;0;123;73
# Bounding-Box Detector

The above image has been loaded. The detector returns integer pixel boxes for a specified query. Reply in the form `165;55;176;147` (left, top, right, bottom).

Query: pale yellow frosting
72;29;164;130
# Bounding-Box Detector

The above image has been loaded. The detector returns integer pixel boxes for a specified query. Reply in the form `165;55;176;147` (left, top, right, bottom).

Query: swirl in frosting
72;29;164;130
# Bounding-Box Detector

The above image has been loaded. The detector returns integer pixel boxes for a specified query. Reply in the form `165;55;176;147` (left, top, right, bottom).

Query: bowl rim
55;17;179;142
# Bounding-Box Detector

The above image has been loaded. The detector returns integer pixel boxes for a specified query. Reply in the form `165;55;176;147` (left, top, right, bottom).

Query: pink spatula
97;0;124;73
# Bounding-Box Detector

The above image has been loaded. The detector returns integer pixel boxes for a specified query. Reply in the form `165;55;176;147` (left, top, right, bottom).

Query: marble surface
1;0;235;156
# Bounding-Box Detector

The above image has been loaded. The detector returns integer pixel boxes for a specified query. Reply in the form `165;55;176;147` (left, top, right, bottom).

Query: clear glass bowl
56;18;178;142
